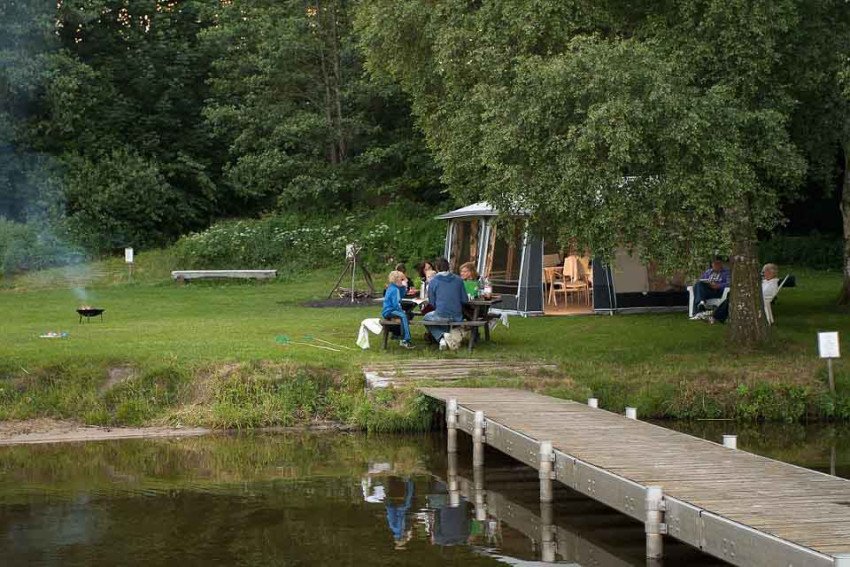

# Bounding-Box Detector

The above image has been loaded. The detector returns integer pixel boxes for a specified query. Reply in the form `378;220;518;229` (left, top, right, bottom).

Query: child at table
382;270;414;349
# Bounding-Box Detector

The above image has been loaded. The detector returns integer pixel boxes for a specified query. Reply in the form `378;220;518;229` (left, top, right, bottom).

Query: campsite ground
1;250;848;430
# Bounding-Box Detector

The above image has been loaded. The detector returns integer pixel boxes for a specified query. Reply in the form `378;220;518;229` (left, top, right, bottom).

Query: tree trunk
328;1;347;162
838;141;850;305
315;0;339;165
727;204;770;347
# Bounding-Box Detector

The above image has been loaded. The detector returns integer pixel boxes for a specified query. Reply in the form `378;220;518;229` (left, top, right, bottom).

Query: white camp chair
764;274;791;325
687;285;730;318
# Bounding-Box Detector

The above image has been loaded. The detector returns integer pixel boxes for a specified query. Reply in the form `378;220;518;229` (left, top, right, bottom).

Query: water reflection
0;425;846;565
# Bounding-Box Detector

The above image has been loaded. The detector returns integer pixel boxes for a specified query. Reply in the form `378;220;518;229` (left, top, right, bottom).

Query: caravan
437;203;689;316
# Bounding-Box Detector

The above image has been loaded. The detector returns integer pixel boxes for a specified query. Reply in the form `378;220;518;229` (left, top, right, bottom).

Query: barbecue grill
77;307;105;323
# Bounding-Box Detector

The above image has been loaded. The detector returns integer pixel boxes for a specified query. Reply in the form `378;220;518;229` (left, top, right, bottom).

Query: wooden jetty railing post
540;501;556;562
625;406;637;420
447;451;460;508
539;441;555;503
645;485;666;559
587;397;598;408
447;398;458;453
473;410;486;467
723;434;738;449
473;464;487;521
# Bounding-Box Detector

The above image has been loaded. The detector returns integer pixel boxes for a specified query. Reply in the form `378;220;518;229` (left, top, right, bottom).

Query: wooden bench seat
379;318;489;353
171;270;277;282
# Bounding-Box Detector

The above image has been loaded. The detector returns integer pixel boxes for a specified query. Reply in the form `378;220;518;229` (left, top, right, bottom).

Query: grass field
1;250;848;427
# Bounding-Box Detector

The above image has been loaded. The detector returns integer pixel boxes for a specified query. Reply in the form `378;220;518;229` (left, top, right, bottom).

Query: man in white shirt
710;264;779;323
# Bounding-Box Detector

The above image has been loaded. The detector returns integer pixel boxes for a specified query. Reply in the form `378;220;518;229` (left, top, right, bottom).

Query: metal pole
540;501;556;563
473;465;487;521
723;435;737;450
447;398;458;453
645;485;665;560
351;255;356;303
828;358;835;394
473;410;486;467
587;397;598;408
626;407;637;420
539;441;554;503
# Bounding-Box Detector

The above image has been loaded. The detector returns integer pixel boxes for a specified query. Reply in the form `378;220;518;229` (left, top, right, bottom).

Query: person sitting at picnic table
709;263;780;324
424;257;468;350
459;262;480;299
690;255;730;319
382;270;415;349
394;263;418;297
416;260;437;316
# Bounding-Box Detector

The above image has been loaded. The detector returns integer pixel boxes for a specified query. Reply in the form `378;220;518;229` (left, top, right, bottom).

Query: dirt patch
101;365;137;393
0;418;209;446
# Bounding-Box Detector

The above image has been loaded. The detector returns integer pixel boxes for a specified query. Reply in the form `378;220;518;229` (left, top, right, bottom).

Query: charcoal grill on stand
77;308;105;323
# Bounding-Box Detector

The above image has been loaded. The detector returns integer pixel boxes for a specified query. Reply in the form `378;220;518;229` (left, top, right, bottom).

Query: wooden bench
380;318;489;353
171;270;277;282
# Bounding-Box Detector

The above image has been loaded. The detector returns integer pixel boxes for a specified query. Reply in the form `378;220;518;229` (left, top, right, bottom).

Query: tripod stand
328;245;375;301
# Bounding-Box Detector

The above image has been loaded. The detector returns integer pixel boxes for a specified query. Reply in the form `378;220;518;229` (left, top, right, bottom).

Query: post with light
817;331;841;394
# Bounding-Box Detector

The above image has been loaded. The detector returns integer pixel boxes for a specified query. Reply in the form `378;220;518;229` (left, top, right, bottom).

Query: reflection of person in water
385;476;414;549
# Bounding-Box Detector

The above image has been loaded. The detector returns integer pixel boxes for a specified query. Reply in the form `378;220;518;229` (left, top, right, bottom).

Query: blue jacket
428;272;468;319
382;284;404;317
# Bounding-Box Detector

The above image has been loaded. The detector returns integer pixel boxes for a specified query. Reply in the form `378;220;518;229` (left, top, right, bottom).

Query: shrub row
0;219;85;277
759;234;843;270
174;202;447;273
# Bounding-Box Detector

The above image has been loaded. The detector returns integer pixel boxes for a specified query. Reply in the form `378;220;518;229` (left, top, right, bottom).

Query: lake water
0;423;847;566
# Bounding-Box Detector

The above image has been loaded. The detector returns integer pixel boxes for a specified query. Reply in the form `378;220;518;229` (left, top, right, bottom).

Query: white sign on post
124;247;134;264
818;332;840;359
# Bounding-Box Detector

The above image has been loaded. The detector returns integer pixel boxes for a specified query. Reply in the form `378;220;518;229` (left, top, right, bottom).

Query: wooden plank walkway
421;388;850;567
363;360;558;388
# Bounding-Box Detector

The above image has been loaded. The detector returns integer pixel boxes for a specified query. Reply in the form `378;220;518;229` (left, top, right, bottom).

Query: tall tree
356;0;810;345
202;0;443;215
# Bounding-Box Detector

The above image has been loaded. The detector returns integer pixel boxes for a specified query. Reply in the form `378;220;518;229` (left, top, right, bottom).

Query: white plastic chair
687;286;730;318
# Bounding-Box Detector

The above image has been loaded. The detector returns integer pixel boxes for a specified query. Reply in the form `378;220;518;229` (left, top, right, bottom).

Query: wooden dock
421;388;850;566
363;359;558;388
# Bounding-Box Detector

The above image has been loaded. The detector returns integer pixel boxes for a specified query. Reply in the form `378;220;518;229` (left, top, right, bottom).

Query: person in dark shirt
423;257;467;350
690;256;730;318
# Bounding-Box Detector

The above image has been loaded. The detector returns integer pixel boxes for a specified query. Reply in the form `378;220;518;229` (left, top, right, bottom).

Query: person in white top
709;264;779;324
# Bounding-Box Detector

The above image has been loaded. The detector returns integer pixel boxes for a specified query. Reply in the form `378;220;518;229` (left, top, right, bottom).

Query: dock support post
587;397;598;408
834;553;850;567
447;398;458;453
540;501;556;563
447;451;460;508
625;407;637;420
645;485;666;560
539;441;554;503
473;465;487;521
723;435;737;449
473;410;485;467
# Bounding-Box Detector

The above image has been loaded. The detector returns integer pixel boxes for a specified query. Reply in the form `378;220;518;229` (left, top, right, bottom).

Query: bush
175;202;447;273
0;218;84;276
760;234;842;270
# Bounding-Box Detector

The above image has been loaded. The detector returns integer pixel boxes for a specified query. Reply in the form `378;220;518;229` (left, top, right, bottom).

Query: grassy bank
1;249;848;428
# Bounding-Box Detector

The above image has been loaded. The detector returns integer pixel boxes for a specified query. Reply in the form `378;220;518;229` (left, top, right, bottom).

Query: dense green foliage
761;234;844;271
0;0;443;254
175;203;446;272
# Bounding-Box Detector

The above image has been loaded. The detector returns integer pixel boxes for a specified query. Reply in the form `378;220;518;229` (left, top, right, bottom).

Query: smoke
0;1;91;299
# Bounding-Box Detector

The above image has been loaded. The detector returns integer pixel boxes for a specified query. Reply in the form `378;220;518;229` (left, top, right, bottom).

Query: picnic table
380;295;502;352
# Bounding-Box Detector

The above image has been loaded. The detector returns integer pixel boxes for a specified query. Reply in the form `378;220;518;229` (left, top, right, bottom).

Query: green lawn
1;251;848;426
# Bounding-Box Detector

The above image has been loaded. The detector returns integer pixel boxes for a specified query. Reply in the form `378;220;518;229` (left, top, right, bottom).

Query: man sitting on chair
691;256;730;318
424;257;468;350
710;264;779;324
